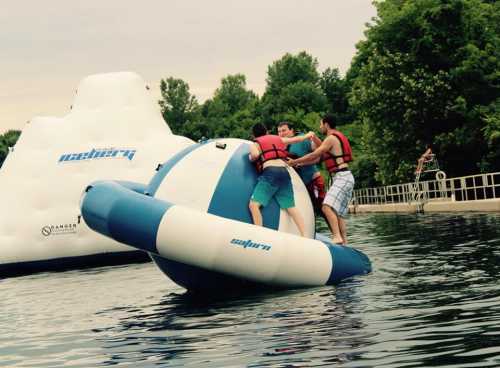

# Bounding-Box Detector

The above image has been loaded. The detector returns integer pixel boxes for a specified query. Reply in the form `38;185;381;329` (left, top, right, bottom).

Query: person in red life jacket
288;115;354;245
277;121;326;215
248;123;314;237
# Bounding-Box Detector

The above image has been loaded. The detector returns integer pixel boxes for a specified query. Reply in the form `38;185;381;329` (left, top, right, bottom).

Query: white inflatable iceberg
0;72;193;276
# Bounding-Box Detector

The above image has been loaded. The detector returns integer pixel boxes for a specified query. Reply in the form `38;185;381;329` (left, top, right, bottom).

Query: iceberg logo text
58;148;136;163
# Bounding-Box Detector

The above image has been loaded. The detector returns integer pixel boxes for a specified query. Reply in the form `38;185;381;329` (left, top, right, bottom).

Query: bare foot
332;236;343;244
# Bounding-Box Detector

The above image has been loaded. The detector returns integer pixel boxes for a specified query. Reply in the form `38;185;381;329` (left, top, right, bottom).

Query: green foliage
266;51;321;93
158;77;201;138
158;74;261;142
320;68;352;123
478;98;500;171
0;130;21;169
4;4;499;194
200;74;260;140
155;12;500;188
211;74;258;116
350;0;500;184
351;51;454;183
157;53;352;147
261;52;328;127
331;122;378;188
0;143;5;168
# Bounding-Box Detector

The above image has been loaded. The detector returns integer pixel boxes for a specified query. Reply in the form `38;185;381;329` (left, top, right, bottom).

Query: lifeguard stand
412;154;446;212
415;154;440;182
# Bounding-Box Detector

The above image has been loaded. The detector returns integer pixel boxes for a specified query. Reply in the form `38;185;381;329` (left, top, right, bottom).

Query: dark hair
321;114;336;129
252;123;267;138
277;121;294;130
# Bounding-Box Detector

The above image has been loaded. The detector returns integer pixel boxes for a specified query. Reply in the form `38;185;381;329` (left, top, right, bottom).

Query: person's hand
305;131;314;139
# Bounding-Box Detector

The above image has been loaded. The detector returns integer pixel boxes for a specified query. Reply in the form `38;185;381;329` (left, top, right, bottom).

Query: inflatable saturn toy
81;137;372;293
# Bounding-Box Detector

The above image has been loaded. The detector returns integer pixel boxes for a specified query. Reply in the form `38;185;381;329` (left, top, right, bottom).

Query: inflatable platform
0;72;193;276
81;138;372;293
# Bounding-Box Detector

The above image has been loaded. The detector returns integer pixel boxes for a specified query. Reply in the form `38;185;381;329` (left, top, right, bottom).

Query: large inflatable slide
0;72;193;276
1;72;371;293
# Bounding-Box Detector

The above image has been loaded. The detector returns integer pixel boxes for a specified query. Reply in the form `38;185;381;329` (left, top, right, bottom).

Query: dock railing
352;172;500;206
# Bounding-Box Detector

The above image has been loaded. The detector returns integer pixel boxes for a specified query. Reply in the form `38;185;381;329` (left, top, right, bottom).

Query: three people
277;121;326;214
288;115;354;245
248;123;314;237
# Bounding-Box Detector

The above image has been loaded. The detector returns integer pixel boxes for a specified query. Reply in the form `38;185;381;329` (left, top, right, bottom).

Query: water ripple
1;213;500;367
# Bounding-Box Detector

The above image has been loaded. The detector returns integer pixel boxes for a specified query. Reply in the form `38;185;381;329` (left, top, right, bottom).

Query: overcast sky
0;0;376;134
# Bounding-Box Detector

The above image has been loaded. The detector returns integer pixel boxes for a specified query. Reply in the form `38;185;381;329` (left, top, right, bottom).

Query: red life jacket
322;130;353;174
253;135;288;173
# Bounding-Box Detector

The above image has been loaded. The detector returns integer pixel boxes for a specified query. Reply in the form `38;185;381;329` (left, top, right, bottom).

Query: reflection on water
1;213;500;367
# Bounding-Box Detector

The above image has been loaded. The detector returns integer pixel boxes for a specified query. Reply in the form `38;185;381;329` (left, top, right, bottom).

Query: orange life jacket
322;130;353;174
253;135;288;173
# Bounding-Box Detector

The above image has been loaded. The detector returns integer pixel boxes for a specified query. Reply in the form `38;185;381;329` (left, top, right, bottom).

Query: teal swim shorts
251;167;295;209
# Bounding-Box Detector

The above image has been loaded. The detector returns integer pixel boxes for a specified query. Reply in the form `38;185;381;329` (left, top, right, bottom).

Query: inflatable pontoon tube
81;181;371;292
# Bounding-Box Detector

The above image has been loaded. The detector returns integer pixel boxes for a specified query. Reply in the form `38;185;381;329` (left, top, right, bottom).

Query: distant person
277;121;326;214
248;123;314;237
416;144;433;174
288;115;354;245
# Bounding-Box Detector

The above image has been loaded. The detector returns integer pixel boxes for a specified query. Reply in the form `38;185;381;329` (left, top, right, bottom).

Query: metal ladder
411;154;441;212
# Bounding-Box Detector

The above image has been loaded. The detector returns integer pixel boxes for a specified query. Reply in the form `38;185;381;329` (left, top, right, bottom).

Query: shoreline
350;198;500;214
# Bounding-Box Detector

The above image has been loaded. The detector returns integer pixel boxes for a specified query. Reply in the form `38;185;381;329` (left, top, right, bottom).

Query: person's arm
248;143;261;162
310;132;322;149
281;131;314;145
297;154;322;166
420;148;433;163
289;136;334;167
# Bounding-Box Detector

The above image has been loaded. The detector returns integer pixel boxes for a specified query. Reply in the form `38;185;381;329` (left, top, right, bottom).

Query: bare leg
285;207;306;237
338;217;347;245
416;158;424;173
249;200;263;226
322;204;343;244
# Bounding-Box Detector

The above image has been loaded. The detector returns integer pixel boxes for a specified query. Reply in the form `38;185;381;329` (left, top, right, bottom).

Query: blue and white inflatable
81;138;372;293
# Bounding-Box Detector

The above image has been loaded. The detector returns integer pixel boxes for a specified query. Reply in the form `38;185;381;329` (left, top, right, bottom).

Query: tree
261;52;328;127
211;74;258;116
158;77;201;138
478;98;500;171
320;67;352;123
0;130;21;168
201;74;260;140
349;0;500;184
0;142;5;168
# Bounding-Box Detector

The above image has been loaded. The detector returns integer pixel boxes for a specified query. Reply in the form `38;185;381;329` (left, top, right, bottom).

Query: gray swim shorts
323;170;355;218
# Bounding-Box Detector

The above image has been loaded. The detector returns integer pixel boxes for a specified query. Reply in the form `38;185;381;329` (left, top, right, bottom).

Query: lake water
2;213;500;367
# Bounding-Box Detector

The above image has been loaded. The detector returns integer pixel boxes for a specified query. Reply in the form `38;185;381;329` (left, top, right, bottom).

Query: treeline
2;0;499;187
158;53;340;142
0;130;21;169
159;0;500;187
